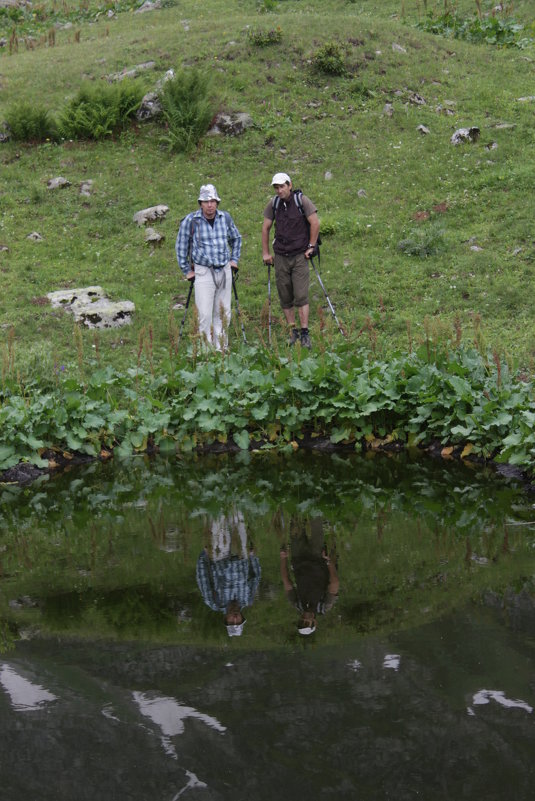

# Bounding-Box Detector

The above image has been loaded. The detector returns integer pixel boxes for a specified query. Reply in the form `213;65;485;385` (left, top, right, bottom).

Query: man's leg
212;264;232;350
297;304;309;328
194;265;216;346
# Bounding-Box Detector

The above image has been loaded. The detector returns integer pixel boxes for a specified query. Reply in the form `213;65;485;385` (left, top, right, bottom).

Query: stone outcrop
47;286;135;329
133;205;169;226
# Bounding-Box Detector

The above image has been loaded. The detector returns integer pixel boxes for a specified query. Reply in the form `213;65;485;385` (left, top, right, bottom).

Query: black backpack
272;189;322;252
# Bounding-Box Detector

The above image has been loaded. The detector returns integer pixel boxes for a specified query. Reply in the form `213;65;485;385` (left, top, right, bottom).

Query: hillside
1;0;534;374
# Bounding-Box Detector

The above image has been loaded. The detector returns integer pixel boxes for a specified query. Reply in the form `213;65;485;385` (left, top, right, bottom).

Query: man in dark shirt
279;516;339;636
262;173;320;348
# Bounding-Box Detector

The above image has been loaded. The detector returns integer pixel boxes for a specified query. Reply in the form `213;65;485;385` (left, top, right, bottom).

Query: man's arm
227;214;242;267
279;547;293;592
305;212;320;258
262;217;274;265
175;215;195;280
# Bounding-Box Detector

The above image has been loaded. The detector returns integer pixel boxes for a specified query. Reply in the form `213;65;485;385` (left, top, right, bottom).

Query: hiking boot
300;330;311;348
288;328;300;346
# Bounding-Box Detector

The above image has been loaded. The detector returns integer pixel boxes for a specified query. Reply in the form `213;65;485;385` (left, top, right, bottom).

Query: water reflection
196;509;261;637
1;452;535;799
279;515;339;636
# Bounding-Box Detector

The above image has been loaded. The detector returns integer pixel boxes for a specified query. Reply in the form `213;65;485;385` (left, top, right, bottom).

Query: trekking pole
178;279;194;343
267;263;272;345
231;271;248;344
309;255;346;336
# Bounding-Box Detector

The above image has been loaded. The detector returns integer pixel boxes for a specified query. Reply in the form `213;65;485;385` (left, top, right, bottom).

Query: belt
197;262;227;269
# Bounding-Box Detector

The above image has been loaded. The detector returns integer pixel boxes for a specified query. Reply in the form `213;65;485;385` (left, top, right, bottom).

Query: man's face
200;199;218;219
273;182;292;201
225;611;244;625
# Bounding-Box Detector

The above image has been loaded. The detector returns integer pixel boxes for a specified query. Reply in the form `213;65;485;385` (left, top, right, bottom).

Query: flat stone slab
47;286;135;329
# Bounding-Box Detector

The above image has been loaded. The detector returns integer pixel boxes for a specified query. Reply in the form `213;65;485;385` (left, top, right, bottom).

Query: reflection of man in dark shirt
279;517;339;636
196;510;261;637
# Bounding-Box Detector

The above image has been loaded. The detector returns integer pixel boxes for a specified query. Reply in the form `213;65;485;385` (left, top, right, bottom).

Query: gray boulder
207;112;253;137
133;204;169;226
47;286;135;329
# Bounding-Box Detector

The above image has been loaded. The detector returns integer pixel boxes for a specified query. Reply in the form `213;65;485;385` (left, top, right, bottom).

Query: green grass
1;0;535;375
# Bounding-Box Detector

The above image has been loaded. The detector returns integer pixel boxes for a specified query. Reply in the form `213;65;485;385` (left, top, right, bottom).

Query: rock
517;95;535;102
383;103;393;117
409;92;426;105
135;0;161;12
105;61;156;82
324;171;333;180
0;244;8;252
357;189;367;198
133;204;169;226
207;112;253;136
47;286;135;329
27;232;43;241
136;91;162;121
417;125;430;135
47;176;71;190
392;43;407;54
80;180;93;197
145;227;165;245
451;126;480;145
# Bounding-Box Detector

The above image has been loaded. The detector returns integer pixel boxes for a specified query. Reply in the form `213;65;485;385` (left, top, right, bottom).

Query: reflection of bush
98;587;175;632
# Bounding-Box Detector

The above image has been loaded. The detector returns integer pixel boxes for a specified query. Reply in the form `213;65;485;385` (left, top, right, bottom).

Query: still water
1;451;535;800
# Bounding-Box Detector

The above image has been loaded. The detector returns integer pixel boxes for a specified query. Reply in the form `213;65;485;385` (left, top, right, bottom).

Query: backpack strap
272;191;304;216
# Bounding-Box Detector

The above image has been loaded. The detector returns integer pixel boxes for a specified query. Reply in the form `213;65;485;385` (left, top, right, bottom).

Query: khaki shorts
274;252;309;309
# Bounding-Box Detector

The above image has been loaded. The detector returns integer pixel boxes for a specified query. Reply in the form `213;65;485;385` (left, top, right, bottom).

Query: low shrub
398;222;447;258
5;102;57;142
57;79;144;141
248;27;282;46
312;42;346;76
158;68;214;154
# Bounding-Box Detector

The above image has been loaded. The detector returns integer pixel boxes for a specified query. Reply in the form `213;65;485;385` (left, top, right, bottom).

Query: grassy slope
0;0;535;375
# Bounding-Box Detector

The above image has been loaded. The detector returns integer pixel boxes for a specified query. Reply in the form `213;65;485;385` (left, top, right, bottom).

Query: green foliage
312;41;347;75
57;80;144;141
1;344;535;473
248;26;282;46
398;222;447;258
416;12;533;48
158;68;214;154
5;102;57;143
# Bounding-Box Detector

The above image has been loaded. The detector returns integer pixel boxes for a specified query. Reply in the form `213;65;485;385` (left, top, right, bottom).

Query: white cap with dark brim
271;172;291;185
226;620;246;637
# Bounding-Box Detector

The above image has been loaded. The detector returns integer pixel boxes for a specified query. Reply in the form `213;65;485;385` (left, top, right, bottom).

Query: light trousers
193;262;232;350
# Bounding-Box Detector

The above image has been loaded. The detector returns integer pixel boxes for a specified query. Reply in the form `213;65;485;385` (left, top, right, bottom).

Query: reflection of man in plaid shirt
196;511;261;636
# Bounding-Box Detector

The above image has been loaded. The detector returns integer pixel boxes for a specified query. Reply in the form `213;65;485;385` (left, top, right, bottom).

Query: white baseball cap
297;622;316;636
198;184;221;202
226;620;246;637
271;172;291;185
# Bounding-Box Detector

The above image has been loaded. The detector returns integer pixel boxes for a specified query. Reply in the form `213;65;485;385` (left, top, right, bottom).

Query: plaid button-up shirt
175;209;242;276
196;550;261;612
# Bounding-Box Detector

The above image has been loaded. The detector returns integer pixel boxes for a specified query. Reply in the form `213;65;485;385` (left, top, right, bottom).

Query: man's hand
263;254;274;266
231;262;239;278
186;269;195;281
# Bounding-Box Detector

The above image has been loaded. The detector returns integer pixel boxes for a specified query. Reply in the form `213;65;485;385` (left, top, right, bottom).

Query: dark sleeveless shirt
273;193;310;256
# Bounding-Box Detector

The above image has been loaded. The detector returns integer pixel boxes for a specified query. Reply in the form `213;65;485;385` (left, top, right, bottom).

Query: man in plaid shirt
196;510;261;637
175;184;242;351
